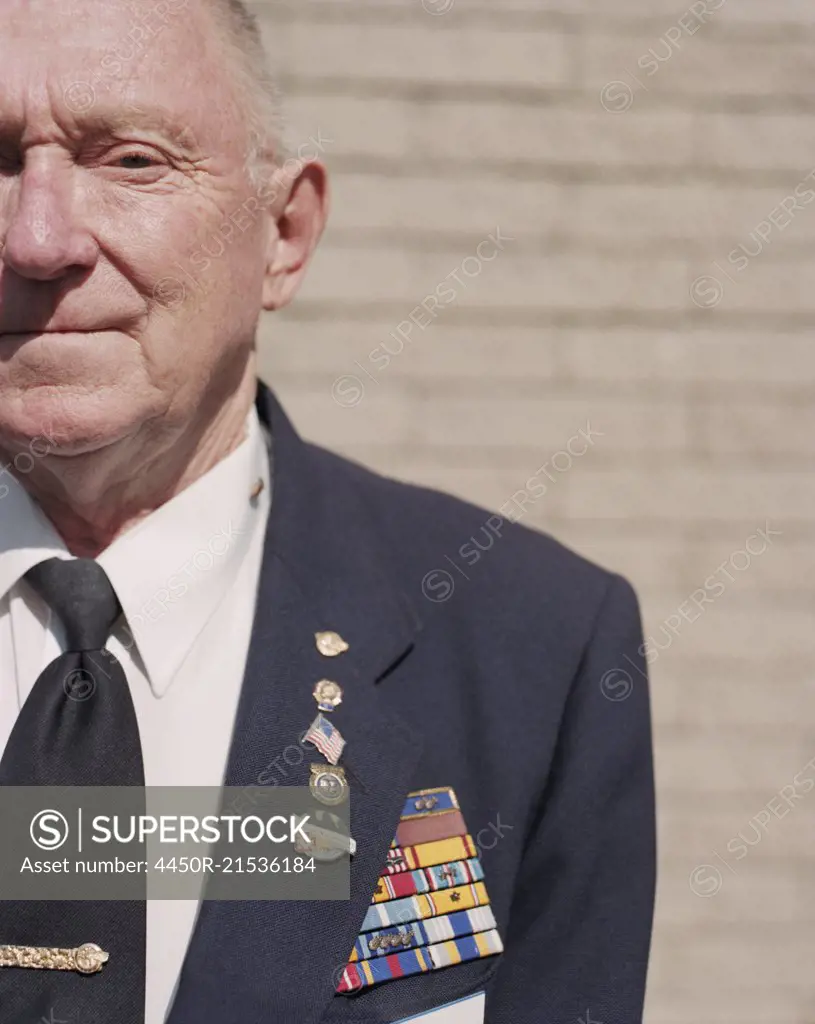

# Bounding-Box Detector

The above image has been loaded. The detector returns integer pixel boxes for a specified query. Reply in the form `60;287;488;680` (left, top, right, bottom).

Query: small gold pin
0;942;109;975
250;478;265;501
313;678;343;712
315;631;349;658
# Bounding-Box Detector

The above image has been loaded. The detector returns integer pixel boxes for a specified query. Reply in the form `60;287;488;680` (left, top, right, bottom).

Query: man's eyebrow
70;106;197;147
0;106;197;148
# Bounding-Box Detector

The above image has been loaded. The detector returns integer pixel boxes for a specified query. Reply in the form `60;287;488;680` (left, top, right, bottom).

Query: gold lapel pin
313;678;343;712
315;631;349;658
250;478;265;501
0;942;109;975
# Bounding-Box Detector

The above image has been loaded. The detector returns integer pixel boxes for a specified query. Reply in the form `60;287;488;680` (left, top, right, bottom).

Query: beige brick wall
251;2;815;1021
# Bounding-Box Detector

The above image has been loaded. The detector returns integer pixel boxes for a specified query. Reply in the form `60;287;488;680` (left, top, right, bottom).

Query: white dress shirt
0;406;271;1023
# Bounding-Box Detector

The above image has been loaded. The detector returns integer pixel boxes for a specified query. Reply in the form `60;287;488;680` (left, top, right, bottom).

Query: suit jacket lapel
168;383;424;1024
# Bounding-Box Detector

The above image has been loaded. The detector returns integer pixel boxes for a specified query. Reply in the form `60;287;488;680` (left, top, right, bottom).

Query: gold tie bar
0;942;109;974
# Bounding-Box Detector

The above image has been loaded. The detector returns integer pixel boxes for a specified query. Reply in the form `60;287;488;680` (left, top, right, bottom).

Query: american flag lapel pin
303;712;346;765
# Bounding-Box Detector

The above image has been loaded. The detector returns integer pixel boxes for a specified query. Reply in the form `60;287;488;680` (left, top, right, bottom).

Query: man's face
0;0;287;456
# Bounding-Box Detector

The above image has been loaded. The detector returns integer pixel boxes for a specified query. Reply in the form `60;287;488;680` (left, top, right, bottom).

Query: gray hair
205;0;287;184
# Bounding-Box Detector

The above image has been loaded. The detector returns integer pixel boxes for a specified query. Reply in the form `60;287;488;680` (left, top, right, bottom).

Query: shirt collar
0;406;271;698
100;406;270;696
0;469;68;602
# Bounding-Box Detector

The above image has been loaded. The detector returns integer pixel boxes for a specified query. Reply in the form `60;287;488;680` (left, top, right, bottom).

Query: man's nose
2;156;99;281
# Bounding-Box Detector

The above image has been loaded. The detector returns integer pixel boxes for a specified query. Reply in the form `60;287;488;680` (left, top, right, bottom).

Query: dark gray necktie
0;557;146;1023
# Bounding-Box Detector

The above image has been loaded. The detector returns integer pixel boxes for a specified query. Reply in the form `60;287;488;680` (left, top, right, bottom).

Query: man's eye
117;153;160;170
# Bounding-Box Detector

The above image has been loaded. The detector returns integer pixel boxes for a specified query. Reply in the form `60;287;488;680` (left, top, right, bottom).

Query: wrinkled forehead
0;0;248;157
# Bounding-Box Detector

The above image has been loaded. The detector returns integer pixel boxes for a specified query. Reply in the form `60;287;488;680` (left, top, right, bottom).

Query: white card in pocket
394;991;485;1024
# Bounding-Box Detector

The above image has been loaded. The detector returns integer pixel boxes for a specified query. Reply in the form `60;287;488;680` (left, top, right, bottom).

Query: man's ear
262;161;329;312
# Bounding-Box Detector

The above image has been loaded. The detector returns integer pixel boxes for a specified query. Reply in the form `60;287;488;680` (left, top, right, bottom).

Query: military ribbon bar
400;787;460;820
372;857;484;903
350;906;497;962
360;881;489;933
384;834;477;874
337;928;504;994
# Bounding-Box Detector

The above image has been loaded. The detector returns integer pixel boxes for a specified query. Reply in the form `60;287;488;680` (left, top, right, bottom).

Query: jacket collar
257;379;421;691
168;381;424;1024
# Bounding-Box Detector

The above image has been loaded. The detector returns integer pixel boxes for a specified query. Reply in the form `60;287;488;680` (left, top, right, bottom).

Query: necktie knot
25;557;121;651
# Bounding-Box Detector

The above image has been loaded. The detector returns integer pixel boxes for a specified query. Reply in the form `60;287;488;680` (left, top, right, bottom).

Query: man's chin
0;392;139;460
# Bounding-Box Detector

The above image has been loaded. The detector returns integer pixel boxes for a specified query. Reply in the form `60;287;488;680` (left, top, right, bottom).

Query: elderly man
0;1;655;1022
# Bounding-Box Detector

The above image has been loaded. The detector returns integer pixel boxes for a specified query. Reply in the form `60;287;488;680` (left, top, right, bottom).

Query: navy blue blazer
167;382;656;1024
